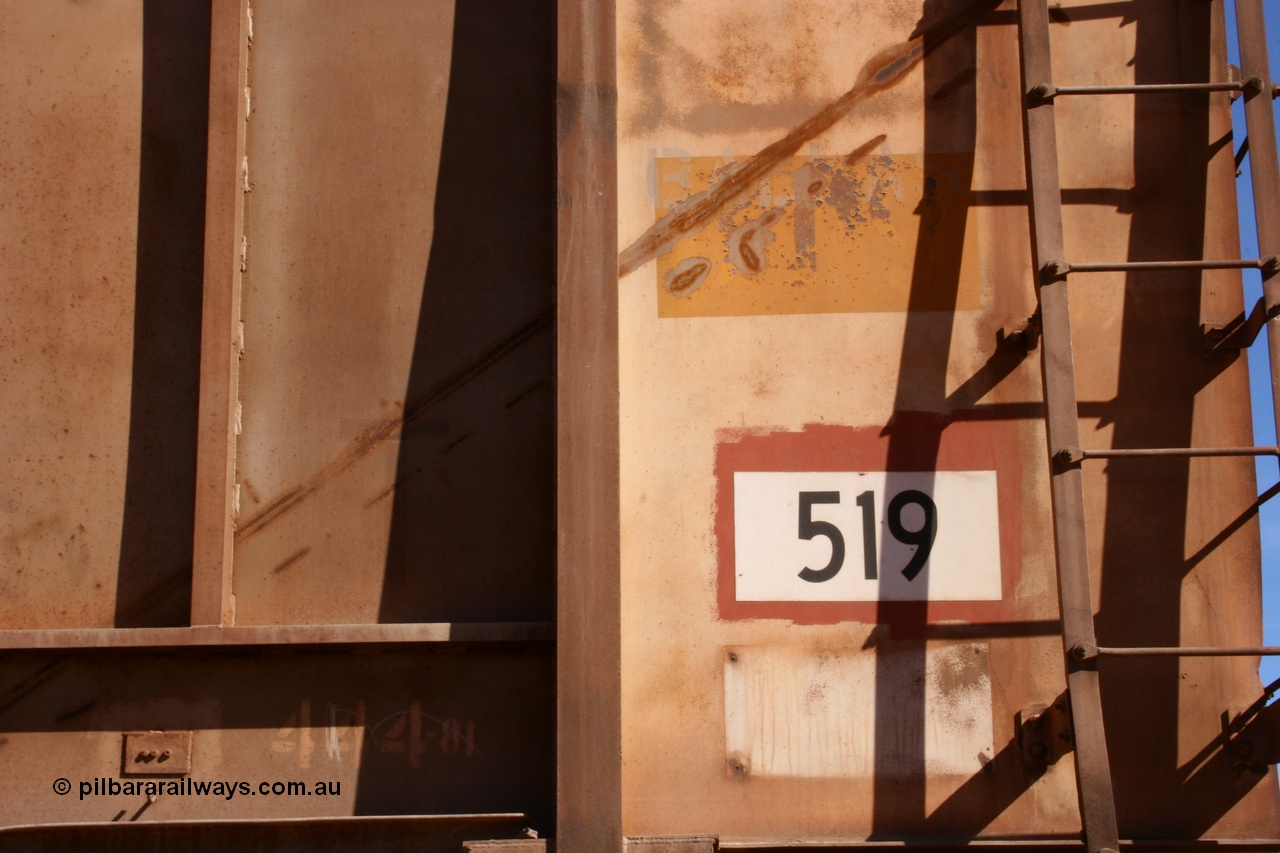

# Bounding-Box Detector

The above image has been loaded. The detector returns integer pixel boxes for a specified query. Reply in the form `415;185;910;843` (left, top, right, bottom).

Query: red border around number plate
715;412;1025;627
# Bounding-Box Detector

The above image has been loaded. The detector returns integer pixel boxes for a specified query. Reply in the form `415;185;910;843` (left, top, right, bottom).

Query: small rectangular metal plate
724;644;993;778
122;731;192;777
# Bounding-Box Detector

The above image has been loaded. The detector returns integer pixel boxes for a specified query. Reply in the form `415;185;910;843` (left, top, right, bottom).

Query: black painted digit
797;491;844;583
855;490;877;580
888;489;938;581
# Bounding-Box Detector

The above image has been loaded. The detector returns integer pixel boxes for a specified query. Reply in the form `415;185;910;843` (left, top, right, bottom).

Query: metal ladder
1015;1;1280;851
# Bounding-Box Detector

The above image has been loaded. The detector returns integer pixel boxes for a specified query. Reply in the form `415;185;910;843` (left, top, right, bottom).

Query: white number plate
733;471;1002;602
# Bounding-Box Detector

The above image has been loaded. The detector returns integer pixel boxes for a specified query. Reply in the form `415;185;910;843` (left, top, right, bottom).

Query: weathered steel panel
2;0;1278;847
0;0;560;841
0;646;553;829
0;1;209;629
616;0;1279;842
233;0;556;625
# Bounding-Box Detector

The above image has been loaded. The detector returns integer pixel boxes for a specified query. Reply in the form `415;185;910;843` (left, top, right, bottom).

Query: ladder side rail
1236;0;1280;445
1017;2;1121;852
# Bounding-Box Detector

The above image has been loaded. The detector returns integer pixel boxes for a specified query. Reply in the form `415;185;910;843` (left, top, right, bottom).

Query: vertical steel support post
556;0;623;849
1016;2;1121;851
191;0;250;627
1235;0;1280;448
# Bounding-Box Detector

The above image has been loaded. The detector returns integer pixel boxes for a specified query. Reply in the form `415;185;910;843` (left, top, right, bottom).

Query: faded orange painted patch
654;153;980;317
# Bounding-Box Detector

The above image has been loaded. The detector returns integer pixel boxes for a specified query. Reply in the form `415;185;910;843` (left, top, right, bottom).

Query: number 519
797;490;937;583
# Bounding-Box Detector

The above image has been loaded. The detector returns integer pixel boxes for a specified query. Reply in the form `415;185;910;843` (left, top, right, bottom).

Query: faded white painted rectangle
734;471;1001;601
724;645;993;778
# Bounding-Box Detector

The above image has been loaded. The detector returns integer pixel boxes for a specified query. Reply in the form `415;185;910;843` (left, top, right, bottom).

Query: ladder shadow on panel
871;0;984;835
873;0;1280;846
998;0;1280;849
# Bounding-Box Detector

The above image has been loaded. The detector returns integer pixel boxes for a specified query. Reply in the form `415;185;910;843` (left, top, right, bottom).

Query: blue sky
1223;3;1280;689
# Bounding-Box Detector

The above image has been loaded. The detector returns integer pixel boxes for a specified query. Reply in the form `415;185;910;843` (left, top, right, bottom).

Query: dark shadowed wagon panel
0;0;558;845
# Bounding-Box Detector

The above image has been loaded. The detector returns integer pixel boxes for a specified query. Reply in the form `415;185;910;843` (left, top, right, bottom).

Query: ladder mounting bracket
1018;699;1074;768
1203;297;1271;352
999;312;1042;352
1226;702;1280;773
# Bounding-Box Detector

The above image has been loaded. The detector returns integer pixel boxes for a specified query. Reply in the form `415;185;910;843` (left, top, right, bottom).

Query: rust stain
665;256;712;297
725;752;751;780
113;569;191;627
363;474;416;510
236;309;552;541
54;699;96;724
443;432;474;453
503;380;547;409
844;132;887;166
728;208;783;275
3;517;57;553
930;66;977;102
617;0;998;278
270;547;311;575
0;661;64;716
241;478;263;505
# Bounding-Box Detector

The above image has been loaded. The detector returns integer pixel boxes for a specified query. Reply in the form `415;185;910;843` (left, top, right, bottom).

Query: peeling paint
653;153;979;317
617;0;999;279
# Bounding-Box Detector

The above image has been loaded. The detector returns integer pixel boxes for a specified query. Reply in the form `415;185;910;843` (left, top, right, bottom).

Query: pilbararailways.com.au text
64;778;340;800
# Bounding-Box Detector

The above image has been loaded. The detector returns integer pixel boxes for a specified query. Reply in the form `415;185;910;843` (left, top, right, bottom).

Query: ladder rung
1030;80;1260;99
1056;445;1280;464
1073;643;1280;660
1042;256;1278;276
